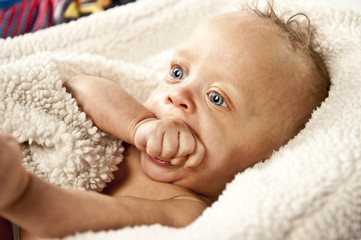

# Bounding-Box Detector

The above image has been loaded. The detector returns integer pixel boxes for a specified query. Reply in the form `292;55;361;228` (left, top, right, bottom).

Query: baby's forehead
205;11;283;36
198;11;293;59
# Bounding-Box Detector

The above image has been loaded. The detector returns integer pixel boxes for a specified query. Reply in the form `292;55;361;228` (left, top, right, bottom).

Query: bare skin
0;11;320;239
0;136;209;240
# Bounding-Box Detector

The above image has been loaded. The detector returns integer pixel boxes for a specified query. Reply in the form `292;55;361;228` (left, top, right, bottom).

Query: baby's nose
166;88;195;114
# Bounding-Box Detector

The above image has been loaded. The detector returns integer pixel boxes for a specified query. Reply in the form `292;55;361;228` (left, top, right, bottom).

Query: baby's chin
140;152;185;183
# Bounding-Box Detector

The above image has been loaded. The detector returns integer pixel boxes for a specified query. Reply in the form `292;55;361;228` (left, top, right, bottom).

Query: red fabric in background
0;0;60;38
0;0;137;38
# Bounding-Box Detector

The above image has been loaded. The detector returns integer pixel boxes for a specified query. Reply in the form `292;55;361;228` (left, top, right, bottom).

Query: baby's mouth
148;155;176;168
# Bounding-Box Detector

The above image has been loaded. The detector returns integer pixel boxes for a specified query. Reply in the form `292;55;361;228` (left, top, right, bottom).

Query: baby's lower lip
148;155;175;168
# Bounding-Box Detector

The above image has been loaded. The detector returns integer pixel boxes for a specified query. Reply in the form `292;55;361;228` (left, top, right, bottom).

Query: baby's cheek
144;94;154;107
144;96;158;113
144;89;164;108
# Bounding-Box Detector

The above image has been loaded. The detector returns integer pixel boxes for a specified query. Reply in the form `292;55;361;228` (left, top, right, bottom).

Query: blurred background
0;0;137;38
0;0;360;39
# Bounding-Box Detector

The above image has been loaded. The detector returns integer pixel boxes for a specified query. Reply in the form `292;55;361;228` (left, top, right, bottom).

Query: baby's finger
160;129;179;159
146;131;163;157
170;157;186;166
183;135;205;169
7;135;20;151
0;132;20;152
175;130;196;158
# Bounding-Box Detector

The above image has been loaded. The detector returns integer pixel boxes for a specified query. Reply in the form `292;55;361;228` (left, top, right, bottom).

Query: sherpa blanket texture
0;0;360;239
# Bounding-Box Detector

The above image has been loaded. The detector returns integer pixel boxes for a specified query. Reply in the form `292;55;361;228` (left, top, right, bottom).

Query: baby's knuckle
147;147;161;157
160;152;172;160
183;144;195;155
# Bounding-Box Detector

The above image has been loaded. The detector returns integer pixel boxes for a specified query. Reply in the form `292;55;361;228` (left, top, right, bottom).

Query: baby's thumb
171;157;186;166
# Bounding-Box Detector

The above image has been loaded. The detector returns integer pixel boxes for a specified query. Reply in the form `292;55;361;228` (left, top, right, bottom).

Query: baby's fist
134;118;204;168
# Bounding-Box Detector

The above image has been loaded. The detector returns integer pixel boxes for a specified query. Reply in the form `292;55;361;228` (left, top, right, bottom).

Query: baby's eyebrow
173;48;193;61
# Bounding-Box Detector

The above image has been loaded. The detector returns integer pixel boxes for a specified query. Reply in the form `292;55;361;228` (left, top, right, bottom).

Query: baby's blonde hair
244;0;330;140
247;1;329;96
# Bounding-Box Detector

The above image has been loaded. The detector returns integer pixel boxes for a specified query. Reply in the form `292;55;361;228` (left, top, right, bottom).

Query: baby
0;3;330;239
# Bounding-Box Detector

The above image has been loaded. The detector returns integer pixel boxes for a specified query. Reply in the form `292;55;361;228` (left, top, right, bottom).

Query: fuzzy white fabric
0;0;360;239
0;54;124;191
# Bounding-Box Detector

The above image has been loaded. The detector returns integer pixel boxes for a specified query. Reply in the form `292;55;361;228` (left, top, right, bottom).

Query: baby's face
143;12;307;199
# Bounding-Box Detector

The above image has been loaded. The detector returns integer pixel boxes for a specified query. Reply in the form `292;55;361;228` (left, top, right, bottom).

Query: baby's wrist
134;117;157;134
0;169;31;213
14;170;30;203
132;117;157;146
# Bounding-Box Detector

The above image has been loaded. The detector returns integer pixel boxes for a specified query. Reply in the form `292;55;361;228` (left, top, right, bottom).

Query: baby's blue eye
208;92;227;107
171;66;184;79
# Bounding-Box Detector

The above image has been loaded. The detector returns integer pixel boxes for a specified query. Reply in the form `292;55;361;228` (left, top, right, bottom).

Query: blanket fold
0;53;124;191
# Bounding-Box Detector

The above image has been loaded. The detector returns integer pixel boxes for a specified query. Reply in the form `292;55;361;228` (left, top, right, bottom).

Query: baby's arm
2;172;206;238
0;132;30;213
63;75;154;145
64;75;204;166
0;132;206;238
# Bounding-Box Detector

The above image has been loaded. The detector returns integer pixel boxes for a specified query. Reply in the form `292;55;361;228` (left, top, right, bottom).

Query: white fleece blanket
0;0;360;239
